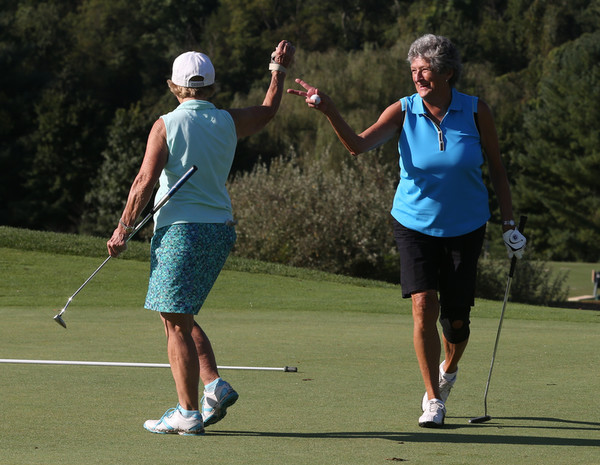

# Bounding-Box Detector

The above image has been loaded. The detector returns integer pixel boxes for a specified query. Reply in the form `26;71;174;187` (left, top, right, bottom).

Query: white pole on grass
0;358;297;372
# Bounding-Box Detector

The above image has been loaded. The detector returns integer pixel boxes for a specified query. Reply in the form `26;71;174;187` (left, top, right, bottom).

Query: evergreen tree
1;0;599;265
513;31;600;261
79;102;157;237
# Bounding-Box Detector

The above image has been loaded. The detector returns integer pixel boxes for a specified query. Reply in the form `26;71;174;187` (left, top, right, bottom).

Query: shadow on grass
209;416;600;447
473;416;600;431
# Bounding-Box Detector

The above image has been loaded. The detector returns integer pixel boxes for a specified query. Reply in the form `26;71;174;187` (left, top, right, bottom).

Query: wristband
269;62;286;73
270;51;287;73
119;219;134;234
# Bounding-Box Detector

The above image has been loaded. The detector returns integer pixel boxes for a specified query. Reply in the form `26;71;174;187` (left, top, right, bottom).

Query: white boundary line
0;358;297;372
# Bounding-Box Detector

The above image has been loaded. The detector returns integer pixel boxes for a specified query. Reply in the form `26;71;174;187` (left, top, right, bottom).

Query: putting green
0;247;598;464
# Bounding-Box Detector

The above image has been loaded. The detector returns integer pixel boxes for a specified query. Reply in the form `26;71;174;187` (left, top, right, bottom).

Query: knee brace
440;306;471;344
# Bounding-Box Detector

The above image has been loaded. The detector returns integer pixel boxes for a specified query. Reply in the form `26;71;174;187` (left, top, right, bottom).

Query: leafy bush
228;152;400;281
229;152;570;304
510;259;569;305
477;257;569;305
475;257;507;301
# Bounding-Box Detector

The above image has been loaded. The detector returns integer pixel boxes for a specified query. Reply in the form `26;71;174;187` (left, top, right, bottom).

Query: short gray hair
407;34;462;87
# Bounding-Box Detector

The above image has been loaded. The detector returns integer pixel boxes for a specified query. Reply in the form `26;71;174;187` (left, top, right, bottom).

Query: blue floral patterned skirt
145;223;236;315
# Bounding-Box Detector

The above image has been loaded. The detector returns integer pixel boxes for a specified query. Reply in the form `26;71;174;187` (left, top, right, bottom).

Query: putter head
469;415;491;424
53;313;67;329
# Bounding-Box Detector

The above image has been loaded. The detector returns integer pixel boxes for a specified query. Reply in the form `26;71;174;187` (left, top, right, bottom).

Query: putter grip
152;165;198;213
509;215;527;277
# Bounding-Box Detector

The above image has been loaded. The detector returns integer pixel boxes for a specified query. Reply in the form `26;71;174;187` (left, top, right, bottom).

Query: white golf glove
503;228;527;259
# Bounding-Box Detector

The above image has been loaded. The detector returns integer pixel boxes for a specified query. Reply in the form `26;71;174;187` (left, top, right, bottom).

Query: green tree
229;42;413;172
24;91;108;230
513;31;600;261
80;102;158;238
0;0;79;227
2;0;599;267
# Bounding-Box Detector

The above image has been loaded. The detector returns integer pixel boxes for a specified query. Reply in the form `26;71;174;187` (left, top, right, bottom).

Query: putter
53;165;198;328
469;215;527;424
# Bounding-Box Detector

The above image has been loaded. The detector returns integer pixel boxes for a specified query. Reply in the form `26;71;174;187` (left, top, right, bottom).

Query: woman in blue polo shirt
107;40;295;435
288;34;526;428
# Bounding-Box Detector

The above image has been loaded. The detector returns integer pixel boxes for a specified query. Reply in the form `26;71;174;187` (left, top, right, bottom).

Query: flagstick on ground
0;358;298;372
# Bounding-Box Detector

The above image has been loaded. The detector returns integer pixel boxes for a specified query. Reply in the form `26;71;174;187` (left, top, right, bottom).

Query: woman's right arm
106;118;168;257
287;79;404;156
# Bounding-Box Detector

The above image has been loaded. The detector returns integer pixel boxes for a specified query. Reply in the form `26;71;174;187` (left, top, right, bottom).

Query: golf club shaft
479;215;527;417
57;255;112;316
133;165;199;232
125;165;199;240
56;208;152;316
481;269;513;416
54;166;198;326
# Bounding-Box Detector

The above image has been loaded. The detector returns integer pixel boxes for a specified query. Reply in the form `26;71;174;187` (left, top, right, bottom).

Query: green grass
3;226;599;299
1;228;599;465
549;260;600;298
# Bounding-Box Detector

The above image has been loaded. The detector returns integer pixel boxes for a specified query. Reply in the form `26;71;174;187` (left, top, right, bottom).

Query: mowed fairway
1;247;599;465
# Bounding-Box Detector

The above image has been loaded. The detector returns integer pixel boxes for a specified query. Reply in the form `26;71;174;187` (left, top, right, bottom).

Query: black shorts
392;219;486;307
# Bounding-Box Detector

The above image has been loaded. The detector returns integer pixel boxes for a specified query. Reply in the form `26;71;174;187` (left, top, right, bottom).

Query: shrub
228;152;400;281
477;257;569;305
510;259;569;305
229;151;570;303
475;257;507;301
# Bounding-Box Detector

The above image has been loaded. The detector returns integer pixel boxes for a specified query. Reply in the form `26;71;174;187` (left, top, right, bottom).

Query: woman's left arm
477;99;515;232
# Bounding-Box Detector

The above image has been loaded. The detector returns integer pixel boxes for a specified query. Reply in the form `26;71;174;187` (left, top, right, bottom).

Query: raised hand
270;40;295;70
287;78;328;111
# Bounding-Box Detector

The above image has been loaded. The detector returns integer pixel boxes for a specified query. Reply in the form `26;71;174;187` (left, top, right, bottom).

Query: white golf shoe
201;378;239;427
422;361;457;411
143;404;204;435
419;398;446;428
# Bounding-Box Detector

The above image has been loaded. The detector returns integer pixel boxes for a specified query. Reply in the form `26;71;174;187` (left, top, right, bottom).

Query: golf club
469;215;527;424
53;165;198;328
0;358;298;372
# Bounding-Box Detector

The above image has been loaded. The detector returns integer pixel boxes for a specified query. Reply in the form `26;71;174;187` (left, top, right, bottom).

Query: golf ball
309;94;321;105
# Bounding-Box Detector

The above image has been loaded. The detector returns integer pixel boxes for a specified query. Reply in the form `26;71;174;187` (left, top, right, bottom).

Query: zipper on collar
423;114;445;151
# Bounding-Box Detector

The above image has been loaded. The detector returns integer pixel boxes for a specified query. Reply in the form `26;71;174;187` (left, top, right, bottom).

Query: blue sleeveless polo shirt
153;100;237;230
391;88;490;237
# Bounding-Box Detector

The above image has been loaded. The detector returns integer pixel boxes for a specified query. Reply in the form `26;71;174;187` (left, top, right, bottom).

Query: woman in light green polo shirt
107;40;295;435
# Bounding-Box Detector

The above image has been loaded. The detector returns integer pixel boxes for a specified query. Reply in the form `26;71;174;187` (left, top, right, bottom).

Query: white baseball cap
171;51;215;88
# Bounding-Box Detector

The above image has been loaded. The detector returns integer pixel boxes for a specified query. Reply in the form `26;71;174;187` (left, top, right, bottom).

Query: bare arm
478;99;515;231
287;79;404;156
227;40;295;139
327;99;405;156
107;118;168;257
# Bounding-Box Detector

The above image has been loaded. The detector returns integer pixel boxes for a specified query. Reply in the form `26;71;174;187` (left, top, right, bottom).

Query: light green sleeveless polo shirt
154;100;237;230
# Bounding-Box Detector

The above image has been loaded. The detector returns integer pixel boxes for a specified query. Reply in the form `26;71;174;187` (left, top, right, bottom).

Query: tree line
1;0;599;263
